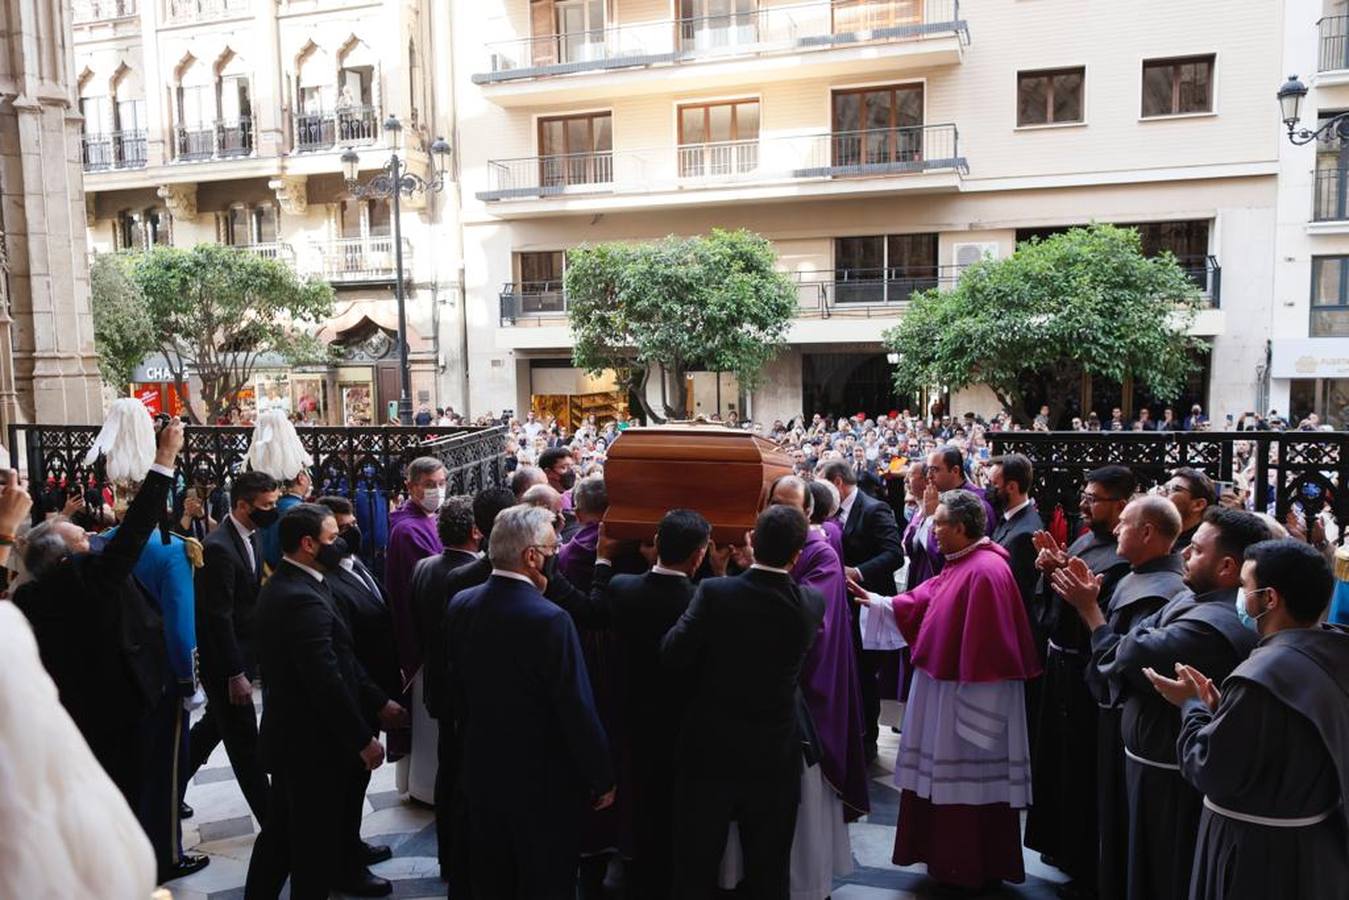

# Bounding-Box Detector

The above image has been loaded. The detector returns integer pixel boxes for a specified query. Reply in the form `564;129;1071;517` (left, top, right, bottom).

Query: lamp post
1276;74;1349;144
341;116;452;425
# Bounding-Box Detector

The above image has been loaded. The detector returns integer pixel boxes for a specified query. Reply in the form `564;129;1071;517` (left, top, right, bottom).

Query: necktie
353;559;381;599
249;533;264;583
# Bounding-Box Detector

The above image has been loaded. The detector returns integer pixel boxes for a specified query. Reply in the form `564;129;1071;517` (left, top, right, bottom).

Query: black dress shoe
159;854;210;882
360;841;393;865
179;801;194;820
336;868;393;897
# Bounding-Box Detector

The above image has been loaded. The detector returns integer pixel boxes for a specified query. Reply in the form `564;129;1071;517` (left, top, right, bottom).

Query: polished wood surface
603;425;793;545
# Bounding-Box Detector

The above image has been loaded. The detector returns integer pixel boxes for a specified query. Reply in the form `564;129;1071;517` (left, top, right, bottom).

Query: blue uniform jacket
103;525;200;695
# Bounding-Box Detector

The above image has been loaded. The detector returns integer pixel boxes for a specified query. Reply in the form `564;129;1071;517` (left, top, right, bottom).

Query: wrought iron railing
1320;15;1349;72
239;242;296;266
10;423;507;577
292;106;380;153
72;0;137;23
317;237;413;282
477;124;964;201
174;119;253;161
1314;168;1349;222
167;0;249;23
988;430;1349;539
81;130;148;171
475;0;966;81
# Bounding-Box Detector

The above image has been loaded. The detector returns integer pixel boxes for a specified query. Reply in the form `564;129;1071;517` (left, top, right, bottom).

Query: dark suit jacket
195;516;263;680
593;564;694;754
841;488;904;595
660;568;825;779
255;561;374;769
328;558;402;715
993;501;1041;616
15;469;173;771
410;547;480;719
445;574;613;814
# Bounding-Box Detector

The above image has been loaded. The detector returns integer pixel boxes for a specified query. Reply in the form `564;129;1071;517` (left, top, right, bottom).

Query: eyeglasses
1080;492;1122;504
1161;483;1191;496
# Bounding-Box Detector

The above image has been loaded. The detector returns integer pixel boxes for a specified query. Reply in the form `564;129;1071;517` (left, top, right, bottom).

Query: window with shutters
1016;67;1084;126
1141;55;1214;117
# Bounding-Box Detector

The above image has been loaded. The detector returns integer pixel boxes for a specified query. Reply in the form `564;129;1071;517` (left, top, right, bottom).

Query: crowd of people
3;401;1349;900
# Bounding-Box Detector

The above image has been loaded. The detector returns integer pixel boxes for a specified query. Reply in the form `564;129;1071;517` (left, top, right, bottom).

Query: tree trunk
626;366;663;424
667;363;689;420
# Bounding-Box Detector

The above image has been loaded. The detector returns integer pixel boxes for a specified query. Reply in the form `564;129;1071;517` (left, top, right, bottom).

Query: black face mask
338;525;362;557
249;505;280;529
557;469;577;491
315;536;348;571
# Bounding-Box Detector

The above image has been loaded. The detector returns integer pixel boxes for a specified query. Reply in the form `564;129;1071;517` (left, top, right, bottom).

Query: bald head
1133;494;1183;541
520;483;562;514
769;475;813;518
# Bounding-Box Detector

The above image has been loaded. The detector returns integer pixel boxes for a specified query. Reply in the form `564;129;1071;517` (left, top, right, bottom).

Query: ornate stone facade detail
268;175;309;215
156;183;198;222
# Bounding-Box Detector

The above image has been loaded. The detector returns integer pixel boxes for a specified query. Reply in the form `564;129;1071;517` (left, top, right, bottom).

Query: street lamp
341;115;452;424
1276;74;1349;145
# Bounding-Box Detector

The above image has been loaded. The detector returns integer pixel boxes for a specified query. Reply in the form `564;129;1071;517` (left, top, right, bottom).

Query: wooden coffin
603;425;793;545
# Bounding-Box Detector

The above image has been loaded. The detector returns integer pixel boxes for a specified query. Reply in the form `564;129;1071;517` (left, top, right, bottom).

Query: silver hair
23;518;73;580
939;489;986;540
572;475;608;515
405;456;445;485
520;483;561;510
817;479;840;517
488;504;557;569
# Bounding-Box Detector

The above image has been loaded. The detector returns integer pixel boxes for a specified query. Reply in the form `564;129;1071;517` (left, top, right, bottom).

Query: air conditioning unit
952;241;998;271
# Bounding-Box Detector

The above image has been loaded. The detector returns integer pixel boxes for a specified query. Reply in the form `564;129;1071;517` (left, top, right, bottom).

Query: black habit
1179;625;1349;900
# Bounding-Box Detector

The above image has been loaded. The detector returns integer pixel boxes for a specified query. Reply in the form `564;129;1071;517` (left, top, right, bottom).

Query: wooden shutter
531;0;557;67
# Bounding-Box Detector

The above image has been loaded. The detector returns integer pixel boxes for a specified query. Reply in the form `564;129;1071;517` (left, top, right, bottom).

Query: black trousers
433;724;470;887
184;673;270;821
858;648;887;752
244;753;353;900
466;789;586;900
138;690;183;871
671;767;801;900
342;749;372;877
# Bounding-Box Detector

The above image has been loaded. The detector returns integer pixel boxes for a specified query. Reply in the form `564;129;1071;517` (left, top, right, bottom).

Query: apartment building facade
1272;0;1349;429
71;0;466;424
453;0;1281;425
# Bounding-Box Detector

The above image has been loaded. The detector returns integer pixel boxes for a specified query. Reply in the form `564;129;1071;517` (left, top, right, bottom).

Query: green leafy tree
565;229;798;421
883;223;1204;427
131;244;336;423
90;252;157;389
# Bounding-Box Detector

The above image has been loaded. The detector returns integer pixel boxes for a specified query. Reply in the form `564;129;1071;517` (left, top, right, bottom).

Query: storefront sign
1271;339;1349;379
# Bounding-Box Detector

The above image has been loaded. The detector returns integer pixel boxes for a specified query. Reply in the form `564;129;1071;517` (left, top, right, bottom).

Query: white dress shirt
283;557;324;582
229;513;258;575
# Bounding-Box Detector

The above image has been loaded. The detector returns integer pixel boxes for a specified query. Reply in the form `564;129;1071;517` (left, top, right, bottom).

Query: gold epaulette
1334;544;1349;583
183;536;205;569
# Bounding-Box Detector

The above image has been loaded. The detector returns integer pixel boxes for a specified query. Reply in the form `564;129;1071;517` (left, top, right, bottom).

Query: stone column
0;0;106;426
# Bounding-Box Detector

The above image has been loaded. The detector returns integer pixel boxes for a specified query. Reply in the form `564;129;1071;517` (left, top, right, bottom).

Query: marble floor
168;700;1067;900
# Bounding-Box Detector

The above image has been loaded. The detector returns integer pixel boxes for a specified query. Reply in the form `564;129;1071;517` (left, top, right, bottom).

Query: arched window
111;65;147;167
336;38;378;143
176;56;215;159
78;74;113;170
216;51;253;157
295;44;335;151
174;51;253;160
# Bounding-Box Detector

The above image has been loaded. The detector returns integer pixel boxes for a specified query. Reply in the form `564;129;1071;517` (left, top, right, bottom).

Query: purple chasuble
557;520;600;591
822;519;845;565
793;527;870;818
385;501;443;679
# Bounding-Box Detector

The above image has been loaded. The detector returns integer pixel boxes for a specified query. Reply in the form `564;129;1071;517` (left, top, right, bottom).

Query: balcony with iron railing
174;118;253;162
474;0;967;91
499;281;569;325
317;237;414;284
239;242;297;266
292;106;380;153
477;123;965;203
1314;168;1349;222
1321;15;1349;73
166;0;249;23
81;130;148;172
72;0;137;24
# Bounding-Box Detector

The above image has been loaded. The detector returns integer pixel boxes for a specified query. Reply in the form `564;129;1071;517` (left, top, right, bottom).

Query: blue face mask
1235;587;1272;632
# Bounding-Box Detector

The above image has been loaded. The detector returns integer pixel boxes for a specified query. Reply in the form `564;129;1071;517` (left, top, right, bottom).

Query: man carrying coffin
854;490;1040;890
1147;539;1349;900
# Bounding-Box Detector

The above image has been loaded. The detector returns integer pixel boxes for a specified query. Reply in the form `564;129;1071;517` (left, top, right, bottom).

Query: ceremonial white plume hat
246;409;313;480
84;398;158;485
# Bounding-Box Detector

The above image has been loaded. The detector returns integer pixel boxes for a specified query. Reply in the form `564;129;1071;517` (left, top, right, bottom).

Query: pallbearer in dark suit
1147;539;1349;900
316;495;410;894
818;459;903;762
244;504;388;900
444;504;614;899
592;510;719;900
183;470;281;822
662;505;825;898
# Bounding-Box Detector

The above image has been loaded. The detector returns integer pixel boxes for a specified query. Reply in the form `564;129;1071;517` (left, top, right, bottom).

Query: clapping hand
1144;663;1221;712
1049;557;1103;613
1032;530;1068;573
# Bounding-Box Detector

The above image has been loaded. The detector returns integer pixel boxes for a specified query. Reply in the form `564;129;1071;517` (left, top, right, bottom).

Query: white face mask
417;487;445;513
